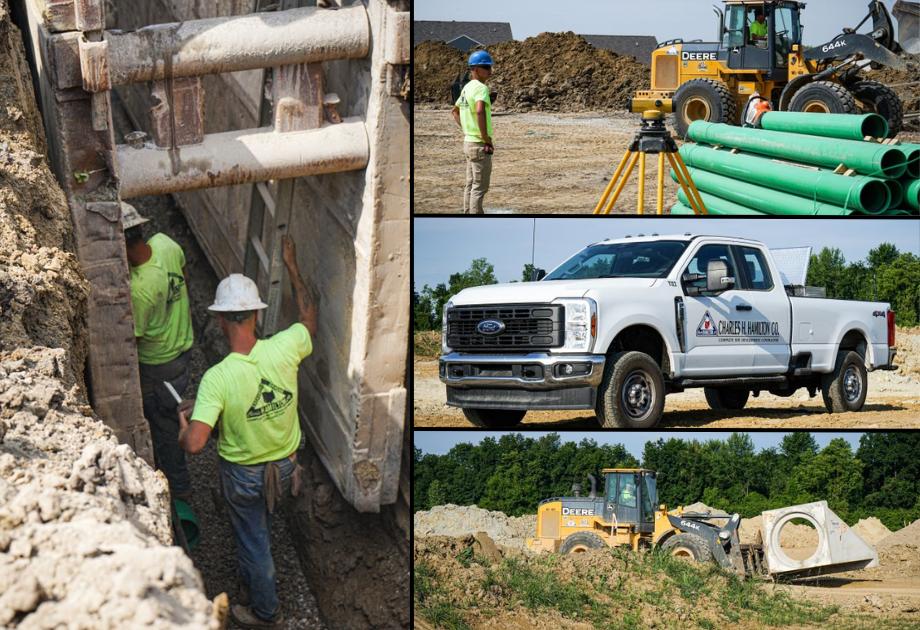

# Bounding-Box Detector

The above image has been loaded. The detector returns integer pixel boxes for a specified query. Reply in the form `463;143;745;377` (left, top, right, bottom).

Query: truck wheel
850;80;903;138
789;81;858;115
559;531;607;555
704;387;750;410
660;533;713;563
821;350;868;413
462;408;526;428
673;79;738;139
595;351;666;429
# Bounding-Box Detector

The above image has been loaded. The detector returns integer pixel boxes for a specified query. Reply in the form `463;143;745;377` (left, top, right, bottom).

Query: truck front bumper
439;352;605;410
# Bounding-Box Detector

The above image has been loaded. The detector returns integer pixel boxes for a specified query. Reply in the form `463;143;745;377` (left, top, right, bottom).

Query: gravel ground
111;94;326;630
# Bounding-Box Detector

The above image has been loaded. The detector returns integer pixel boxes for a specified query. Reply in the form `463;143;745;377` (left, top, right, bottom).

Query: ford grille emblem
477;319;505;335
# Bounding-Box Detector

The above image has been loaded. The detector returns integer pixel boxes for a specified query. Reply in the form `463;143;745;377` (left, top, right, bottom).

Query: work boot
229;604;284;630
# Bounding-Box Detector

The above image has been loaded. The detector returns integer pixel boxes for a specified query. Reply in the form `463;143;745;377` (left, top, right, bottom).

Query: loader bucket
761;501;878;579
894;1;920;56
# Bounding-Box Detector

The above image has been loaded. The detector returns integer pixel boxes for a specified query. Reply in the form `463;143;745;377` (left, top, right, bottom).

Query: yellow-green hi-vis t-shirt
131;233;194;365
456;79;492;144
192;323;313;465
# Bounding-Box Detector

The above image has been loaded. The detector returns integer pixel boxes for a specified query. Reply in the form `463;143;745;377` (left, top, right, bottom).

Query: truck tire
673;79;738;139
559;531;607;555
704;387;750;410
462;408;526;428
595;351;666;429
789;81;858;115
821;350;868;413
850;80;903;138
660;533;713;563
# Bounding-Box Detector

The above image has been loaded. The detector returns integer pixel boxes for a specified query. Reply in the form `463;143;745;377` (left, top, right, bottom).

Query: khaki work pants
463;142;493;215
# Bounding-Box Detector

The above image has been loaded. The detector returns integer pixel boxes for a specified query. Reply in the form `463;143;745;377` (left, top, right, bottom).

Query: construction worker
750;11;768;46
620;483;637;507
451;50;495;214
176;235;316;630
123;202;194;501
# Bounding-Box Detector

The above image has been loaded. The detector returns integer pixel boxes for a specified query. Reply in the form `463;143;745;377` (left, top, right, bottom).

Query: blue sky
416;0;904;48
413;431;864;459
413;218;920;288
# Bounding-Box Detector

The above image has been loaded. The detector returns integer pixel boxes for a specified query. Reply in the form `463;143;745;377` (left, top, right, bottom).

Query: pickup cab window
684;244;737;296
738;246;774;291
544;241;688;280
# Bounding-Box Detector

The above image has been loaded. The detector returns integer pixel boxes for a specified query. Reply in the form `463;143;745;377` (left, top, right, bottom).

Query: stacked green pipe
677;116;919;216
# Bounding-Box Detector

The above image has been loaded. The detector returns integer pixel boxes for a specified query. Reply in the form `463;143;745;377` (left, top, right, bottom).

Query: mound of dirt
414;504;537;551
873;518;920;577
414;32;652;112
893;326;920;383
852;517;893;547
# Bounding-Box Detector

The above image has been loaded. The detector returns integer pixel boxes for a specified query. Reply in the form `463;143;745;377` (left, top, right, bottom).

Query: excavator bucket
894;1;920;55
761;501;879;579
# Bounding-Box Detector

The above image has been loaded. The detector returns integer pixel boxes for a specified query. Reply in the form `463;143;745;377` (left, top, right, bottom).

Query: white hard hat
121;202;150;230
208;274;268;312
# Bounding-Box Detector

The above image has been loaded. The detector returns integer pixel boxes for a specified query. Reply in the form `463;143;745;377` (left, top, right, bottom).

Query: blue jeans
220;455;295;622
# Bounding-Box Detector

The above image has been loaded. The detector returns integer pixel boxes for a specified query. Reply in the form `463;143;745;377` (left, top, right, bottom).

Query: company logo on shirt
246;378;294;421
697;310;718;336
167;272;185;306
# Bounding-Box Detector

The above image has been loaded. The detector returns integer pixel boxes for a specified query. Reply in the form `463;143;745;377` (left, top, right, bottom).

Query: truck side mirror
707;260;735;292
531;268;546;282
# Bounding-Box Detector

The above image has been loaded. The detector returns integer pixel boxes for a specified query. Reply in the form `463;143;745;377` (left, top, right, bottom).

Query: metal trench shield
762;501;878;578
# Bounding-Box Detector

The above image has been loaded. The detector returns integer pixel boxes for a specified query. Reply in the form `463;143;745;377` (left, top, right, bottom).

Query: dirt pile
852;517;892;547
414;32;651;112
875;518;920;577
414;504;537;551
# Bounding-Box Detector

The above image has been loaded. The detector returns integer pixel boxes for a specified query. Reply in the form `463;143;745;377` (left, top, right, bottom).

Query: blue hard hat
469;51;494;66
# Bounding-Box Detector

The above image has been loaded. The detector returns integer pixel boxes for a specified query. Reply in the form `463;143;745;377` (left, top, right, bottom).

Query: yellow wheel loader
630;1;920;138
526;469;879;579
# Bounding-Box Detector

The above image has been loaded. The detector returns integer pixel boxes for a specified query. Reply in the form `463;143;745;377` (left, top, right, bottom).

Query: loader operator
123;202;194;501
750;11;768;46
619;483;637;507
177;235;316;630
451;50;495;214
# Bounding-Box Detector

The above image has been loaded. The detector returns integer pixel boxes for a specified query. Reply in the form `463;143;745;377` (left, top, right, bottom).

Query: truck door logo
697;311;718;336
477;319;505;335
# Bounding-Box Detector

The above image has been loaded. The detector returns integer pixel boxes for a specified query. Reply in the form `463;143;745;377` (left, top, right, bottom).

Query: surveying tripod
593;111;709;215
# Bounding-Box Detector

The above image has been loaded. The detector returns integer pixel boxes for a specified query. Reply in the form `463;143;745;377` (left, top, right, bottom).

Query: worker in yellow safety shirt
177;235;316;630
451;50;495;214
123;202;194;501
620;483;637;507
750;11;768;45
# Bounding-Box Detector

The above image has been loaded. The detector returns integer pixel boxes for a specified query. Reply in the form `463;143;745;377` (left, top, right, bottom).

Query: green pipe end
174;498;201;549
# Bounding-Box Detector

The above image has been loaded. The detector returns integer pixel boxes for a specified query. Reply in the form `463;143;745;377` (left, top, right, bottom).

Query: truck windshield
544;241;688;280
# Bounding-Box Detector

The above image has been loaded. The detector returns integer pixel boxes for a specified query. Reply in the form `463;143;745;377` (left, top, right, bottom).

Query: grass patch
496;556;593;616
414;559;472;630
414;330;441;359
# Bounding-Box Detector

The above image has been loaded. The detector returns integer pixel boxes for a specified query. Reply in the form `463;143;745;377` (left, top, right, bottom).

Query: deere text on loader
527;469;880;579
631;1;920;138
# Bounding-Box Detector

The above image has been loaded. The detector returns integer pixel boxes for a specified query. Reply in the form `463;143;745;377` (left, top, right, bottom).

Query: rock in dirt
414;32;651;112
414;504;537;551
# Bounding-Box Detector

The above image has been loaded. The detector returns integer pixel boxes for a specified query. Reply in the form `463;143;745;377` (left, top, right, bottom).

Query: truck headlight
441;301;453;354
553;298;597;353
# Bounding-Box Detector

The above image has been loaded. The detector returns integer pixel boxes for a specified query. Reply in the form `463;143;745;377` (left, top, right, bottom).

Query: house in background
580;35;659;65
414;20;515;51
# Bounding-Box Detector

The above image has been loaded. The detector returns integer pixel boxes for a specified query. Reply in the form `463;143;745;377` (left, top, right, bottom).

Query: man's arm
476;101;492;146
281;235;317;337
451;105;462;128
178;400;211;454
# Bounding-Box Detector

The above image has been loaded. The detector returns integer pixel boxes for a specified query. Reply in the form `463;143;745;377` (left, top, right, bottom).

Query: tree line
414;432;920;531
413;243;920;331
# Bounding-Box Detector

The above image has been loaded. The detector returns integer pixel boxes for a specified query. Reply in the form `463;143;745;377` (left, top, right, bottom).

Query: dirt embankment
415;32;651;112
0;3;218;627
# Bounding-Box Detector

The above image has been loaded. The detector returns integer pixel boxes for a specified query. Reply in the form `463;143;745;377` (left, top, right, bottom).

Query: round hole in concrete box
778;516;819;561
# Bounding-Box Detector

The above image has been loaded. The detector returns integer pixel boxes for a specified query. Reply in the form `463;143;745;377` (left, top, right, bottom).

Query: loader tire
462;408;526;428
850;80;903;138
660;533;713;563
595;351;666;429
673;79;738;139
789;81;858;115
704;387;750;410
559;531;608;555
821;350;868;413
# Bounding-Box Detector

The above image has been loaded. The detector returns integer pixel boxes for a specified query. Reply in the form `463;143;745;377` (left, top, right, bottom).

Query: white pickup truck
439;234;898;428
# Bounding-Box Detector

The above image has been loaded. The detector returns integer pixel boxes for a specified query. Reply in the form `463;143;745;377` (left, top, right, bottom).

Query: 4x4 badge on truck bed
697;311;718;336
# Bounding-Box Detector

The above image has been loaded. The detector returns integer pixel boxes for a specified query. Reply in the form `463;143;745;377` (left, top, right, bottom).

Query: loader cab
722;1;803;75
602;469;658;533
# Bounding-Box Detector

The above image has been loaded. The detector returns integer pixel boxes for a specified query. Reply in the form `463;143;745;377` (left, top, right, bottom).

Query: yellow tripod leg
666;152;703;216
637;153;646;215
675;152;709;215
593;151;632;215
603;152;640;214
657;152;665;215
